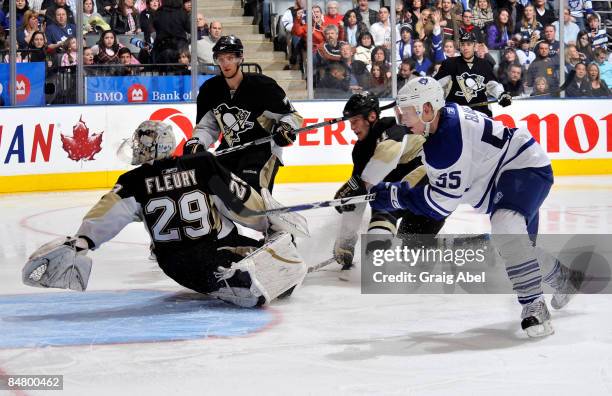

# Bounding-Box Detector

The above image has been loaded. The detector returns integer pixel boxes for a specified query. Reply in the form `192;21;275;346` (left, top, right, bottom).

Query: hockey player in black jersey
435;31;513;117
22;121;308;308
184;35;304;194
332;92;446;279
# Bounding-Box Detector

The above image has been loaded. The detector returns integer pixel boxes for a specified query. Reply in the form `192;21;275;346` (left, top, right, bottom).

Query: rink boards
0;100;611;193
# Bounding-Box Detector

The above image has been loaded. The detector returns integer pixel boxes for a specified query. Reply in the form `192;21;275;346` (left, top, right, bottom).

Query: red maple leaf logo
60;116;104;161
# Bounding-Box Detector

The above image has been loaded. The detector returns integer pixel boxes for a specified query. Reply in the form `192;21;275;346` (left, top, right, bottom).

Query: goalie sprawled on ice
23;121;309;308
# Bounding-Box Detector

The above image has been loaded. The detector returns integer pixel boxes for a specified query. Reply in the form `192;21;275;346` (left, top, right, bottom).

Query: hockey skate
550;264;585;310
520;296;554;338
338;262;354;282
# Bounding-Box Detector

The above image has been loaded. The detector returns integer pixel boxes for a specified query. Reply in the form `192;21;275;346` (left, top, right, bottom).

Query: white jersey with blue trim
419;103;550;218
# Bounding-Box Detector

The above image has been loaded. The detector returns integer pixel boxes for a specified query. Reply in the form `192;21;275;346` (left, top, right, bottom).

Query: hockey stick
307;258;337;273
214;101;397;157
471;70;576;108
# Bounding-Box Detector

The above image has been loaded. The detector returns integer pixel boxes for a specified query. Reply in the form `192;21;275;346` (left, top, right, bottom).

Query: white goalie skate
520;296;554;338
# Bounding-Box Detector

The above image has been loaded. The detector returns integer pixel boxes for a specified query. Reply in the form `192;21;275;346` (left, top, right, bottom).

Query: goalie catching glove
334;175;367;213
22;236;93;292
271;121;296;147
497;92;512;107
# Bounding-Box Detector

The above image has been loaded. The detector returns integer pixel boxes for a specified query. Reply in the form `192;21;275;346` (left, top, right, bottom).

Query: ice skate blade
338;271;351;282
524;320;554;338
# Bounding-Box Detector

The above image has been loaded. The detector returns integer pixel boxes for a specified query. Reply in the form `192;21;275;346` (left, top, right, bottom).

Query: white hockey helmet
396;76;445;117
131;120;176;165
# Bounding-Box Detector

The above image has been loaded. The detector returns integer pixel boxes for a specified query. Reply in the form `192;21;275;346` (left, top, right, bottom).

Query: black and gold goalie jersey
193;73;303;162
76;152;265;255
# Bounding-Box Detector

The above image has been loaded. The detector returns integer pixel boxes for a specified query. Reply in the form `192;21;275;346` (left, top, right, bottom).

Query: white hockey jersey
405;104;550;220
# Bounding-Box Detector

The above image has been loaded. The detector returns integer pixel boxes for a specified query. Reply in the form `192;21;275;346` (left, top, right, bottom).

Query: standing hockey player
185;35;304;194
23;121;308;308
435;31;512;117
370;77;582;337
333;92;446;279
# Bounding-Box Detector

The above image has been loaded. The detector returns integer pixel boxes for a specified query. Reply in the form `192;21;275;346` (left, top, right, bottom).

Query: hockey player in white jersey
370;77;581;337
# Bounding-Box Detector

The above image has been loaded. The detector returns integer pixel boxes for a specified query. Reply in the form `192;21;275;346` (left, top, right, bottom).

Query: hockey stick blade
307;258;337;273
237;194;377;217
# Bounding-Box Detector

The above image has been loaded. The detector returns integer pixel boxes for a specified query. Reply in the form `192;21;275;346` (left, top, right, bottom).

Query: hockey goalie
22;120;309;308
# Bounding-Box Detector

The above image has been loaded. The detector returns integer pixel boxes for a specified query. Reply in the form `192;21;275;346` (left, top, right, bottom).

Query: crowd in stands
277;0;611;98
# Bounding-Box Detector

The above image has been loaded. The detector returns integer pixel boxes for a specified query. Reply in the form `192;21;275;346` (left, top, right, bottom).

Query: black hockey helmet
459;31;477;43
343;92;380;119
212;35;244;59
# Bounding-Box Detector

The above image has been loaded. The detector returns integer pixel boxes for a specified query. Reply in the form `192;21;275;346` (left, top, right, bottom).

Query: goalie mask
131;120;176;165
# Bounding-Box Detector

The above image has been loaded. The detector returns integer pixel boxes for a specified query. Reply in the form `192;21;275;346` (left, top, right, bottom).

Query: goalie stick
214;101;397;157
307;258;337;273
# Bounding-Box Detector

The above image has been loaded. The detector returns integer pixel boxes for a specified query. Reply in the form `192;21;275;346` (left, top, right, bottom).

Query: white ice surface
1;177;612;395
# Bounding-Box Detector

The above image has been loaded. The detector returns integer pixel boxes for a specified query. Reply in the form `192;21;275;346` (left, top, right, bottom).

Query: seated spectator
439;0;460;44
415;7;433;40
315;61;350;98
280;0;301;70
576;30;594;62
566;62;592;97
587;14;608;51
502;63;526;96
83;46;96;68
396;24;413;63
197;20;221;64
2;0;30;29
353;0;378;29
531;76;551;96
395;1;411;25
552;9;580;45
370;45;390;74
17;9;40;49
498;0;524;28
397;58;416;89
177;49;192;74
408;0;424;27
182;0;191;15
323;1;344;40
460;9;485;45
45;0;75;26
291;5;325;53
339;41;368;90
442;39;459;59
542;24;559;59
83;0;111;34
564;43;584;73
196;13;208;39
60;36;78;65
23;30;48;63
343;9;368;48
367;63;391;97
487;8;514;50
112;0;141;35
152;0;190;64
497;46;520;80
354;31;374;66
526;41;558;89
514;5;542;49
471;0;494;36
45;7;77;50
116;46;135;74
315;24;342;71
411;39;433;75
533;0;556;28
140;0;159;45
92;29;120;63
369;6;391;48
592;47;612;87
515;37;535;69
587;62;610;97
98;0;119;18
567;0;593;31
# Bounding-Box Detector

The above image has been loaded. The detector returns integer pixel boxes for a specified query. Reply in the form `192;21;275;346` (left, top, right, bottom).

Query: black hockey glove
183;137;206;154
334;175;367;214
271;121;296;147
497;92;512;107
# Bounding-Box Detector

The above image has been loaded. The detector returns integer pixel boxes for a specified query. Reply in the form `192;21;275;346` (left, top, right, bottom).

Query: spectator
460;9;485;45
532;0;555;28
112;0;141;35
566;62;592;97
415;7;433;40
516;37;535;69
323;1;344;40
592;47;612;87
408;0;424;27
339;41;368;90
497;0;524;27
532;76;551;96
23;30;48;63
439;0;460;44
2;0;30;29
396;24;413;63
552;8;580;45
567;0;593;31
343;9;368;48
476;42;496;68
564;43;584;73
17;10;40;49
97;0;119;18
196;12;208;39
442;38;459;59
487;8;514;50
497;46;520;79
542;24;559;59
45;0;75;26
354;31;374;66
280;0;301;70
83;0;111;34
395;1;411;25
515;4;542;48
576;30;594;62
353;0;378;28
526;41;559;89
370;45;391;74
182;0;191;14
152;0;190;64
177;48;191;74
471;0;494;35
315;24;342;70
92;29;120;63
83;46;95;67
397;58;416;89
502;63;526;96
587;14;607;50
587;62;611;97
196;20;221;64
367;63;390;97
411;39;433;75
291;5;325;52
315;61;350;98
370;6;391;48
45;7;77;49
430;9;446;63
115;46;135;74
60;36;78;65
140;0;159;45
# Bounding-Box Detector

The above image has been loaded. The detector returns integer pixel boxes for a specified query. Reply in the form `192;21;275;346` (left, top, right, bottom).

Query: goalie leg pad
23;237;92;291
222;232;307;304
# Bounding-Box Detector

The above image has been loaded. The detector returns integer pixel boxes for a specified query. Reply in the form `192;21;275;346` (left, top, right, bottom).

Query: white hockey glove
485;80;505;100
22;236;92;292
261;188;310;238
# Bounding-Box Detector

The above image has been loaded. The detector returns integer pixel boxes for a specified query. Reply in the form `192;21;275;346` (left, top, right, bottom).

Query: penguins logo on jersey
456;72;485;103
213;103;255;146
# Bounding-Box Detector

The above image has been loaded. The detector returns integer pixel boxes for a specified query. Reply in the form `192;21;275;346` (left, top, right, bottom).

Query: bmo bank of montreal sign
86;75;213;104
